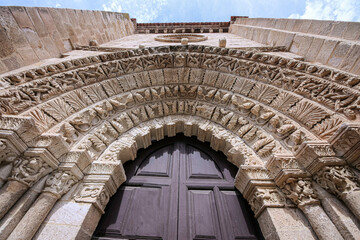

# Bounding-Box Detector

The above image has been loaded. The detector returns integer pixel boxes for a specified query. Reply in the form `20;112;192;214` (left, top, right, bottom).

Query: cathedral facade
0;6;359;239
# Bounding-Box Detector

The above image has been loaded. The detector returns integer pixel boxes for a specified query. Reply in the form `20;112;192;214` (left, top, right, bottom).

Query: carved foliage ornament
314;165;360;198
0;139;18;164
10;156;53;187
248;188;286;216
74;184;110;213
43;171;78;198
280;178;319;208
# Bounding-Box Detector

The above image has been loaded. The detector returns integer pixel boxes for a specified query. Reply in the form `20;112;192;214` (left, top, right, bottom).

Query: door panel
136;146;172;177
188;189;221;239
93;135;263;240
186;145;223;180
217;190;258;239
95;186;170;239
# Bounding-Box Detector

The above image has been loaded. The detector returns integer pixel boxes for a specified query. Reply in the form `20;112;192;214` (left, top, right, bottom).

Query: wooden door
93;135;263;240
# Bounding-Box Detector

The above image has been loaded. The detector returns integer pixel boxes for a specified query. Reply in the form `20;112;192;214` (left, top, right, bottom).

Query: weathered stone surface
0;9;359;240
257;207;317;240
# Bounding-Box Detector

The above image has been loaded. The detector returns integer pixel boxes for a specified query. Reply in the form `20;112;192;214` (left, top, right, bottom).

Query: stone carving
0;46;357;124
289;101;330;128
10;156;53;187
311;116;344;140
74;184;110;213
314;166;360;198
42;98;75;122
248;187;286;216
43;170;78;198
280;178;319;208
0;139;18;164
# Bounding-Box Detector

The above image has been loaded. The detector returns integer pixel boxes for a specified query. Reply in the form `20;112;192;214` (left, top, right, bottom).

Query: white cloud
55;3;61;8
102;0;168;23
289;0;360;22
102;0;122;12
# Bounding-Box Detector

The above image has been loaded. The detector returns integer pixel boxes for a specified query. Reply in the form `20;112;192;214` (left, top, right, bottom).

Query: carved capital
296;142;336;169
9;156;53;187
74;183;110;213
248;187;286;217
43;170;78;198
280;178;319;208
0;139;18;164
313;165;360;199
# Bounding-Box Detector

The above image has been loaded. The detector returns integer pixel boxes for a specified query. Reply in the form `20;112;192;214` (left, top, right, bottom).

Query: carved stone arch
0;45;359;240
69;115;284;239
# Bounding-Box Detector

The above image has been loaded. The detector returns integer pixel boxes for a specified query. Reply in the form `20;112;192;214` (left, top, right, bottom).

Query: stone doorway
93;135;263;239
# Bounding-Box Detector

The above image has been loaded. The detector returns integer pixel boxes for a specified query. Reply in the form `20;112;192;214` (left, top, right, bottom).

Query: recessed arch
92;134;264;240
0;44;359;240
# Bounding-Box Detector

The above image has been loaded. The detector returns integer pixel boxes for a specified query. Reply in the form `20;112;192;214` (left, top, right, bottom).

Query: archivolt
0;45;359;239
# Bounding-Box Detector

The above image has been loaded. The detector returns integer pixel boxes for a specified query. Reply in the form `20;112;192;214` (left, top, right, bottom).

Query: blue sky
0;0;359;23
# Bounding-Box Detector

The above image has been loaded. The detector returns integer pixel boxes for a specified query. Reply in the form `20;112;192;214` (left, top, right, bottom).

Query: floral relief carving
314;166;360;198
248;188;286;216
74;184;110;213
280;178;319;208
43;170;79;198
10;156;53;187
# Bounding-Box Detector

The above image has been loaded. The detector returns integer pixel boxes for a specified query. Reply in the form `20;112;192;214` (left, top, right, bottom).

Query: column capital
43;170;78;199
248;186;288;217
280;178;319;208
313;165;360;199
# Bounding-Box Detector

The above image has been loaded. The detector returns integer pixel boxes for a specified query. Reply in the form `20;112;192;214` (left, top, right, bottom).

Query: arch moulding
0;45;359;239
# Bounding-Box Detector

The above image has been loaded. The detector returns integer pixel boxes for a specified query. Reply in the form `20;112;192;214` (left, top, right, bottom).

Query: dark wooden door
93;135;263;240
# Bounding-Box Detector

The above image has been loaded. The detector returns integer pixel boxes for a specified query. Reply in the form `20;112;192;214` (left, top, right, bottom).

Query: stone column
313;182;360;239
7;170;78;240
314;165;360;221
34;183;111;239
0;155;54;219
248;186;317;239
0;176;48;240
281;178;343;240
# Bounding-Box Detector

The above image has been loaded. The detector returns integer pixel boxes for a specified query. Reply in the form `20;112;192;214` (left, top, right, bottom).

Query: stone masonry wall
230;18;360;75
0;7;135;74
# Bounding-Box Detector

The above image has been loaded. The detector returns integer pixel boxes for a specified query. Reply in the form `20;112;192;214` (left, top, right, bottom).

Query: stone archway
0;45;359;239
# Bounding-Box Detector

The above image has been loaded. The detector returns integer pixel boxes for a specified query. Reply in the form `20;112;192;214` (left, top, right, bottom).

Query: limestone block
293;19;312;33
327;42;352;68
1;54;23;72
315;39;338;64
340;44;360;72
290;34;314;57
351;55;360;75
274;19;287;30
35;201;102;239
257;207;316;240
343;22;360;41
26;7;48;38
307;20;333;36
285;19;296;31
305;37;324;61
16;46;39;65
329;22;348;38
0;27;15;58
0;7;29;48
